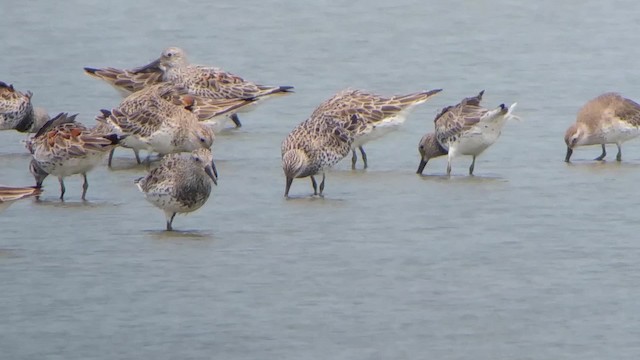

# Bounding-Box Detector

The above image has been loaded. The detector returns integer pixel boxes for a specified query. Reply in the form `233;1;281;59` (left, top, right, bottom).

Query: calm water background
2;0;640;359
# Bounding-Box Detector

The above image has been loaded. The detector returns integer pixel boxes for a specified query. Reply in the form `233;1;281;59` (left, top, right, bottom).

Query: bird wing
84;67;164;94
615;96;640;127
184;66;287;99
435;98;487;145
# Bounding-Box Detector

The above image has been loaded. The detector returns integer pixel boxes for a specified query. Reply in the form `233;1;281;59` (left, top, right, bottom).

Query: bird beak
132;58;161;73
417;158;428;174
564;147;573;163
205;161;218;185
285;176;293;198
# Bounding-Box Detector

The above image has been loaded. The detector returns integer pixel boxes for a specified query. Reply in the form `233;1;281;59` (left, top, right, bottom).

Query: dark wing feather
615;97;640;126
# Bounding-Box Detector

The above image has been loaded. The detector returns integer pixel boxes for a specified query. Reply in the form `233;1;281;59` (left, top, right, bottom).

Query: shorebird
95;83;252;166
0;81;49;133
84;46;294;128
416;132;448;174
0;185;42;212
26;113;123;200
96;84;221;162
282;88;441;197
433;91;518;175
564;92;640;162
318;89;442;169
135;148;218;231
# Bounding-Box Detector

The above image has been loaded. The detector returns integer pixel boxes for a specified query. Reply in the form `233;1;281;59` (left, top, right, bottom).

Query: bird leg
81;173;89;201
133;149;141;164
351;147;368;169
616;144;622;161
319;173;326;197
594;144;606;161
359;146;368;169
107;148;115;167
351;150;357;169
166;212;176;231
58;177;66;201
230;113;242;128
310;176;318;195
469;156;476;175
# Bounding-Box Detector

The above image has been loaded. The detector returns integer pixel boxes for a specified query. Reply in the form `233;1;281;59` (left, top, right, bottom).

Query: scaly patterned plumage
26;113;123;200
281;88;441;197
0;185;42;212
135;148;218;231
564;92;640;162
83;67;164;96
309;88;442;168
96;84;217;160
434;91;517;175
154;47;294;100
96;84;253;166
84;47;293;128
0;81;49;133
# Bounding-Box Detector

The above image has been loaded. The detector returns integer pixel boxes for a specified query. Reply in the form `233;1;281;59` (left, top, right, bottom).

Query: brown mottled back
576;92;640;132
84;67;164;94
434;91;490;145
311;89;441;131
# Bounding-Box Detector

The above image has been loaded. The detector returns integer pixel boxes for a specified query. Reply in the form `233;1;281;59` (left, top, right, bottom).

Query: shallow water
3;0;640;359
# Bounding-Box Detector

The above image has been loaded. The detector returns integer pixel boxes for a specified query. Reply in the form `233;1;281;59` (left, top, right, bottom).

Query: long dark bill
132;58;161;73
564;147;573;163
205;162;218;185
416;159;428;174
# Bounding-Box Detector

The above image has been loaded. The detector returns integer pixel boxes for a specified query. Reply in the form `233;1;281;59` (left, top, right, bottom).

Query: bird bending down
564;92;640;162
84;46;294;128
281;88;441;197
26;113;124;200
433;90;518;175
326;88;443;169
416;132;448;174
135;148;218;231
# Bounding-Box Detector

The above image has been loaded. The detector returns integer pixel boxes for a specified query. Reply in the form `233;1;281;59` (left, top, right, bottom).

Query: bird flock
3;47;640;230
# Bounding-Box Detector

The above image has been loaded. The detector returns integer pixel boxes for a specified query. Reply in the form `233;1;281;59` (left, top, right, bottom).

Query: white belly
201;117;230;133
37;152;105;177
147;130;179;154
120;135;150;151
352;124;401;148
145;192;206;214
352;114;407;148
602;121;640;144
450;122;503;157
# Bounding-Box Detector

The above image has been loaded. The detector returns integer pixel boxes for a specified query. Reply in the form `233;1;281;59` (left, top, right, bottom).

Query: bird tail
481;103;520;123
102;133;127;145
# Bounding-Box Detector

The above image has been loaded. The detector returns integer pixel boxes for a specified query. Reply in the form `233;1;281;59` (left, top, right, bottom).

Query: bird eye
200;137;206;143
